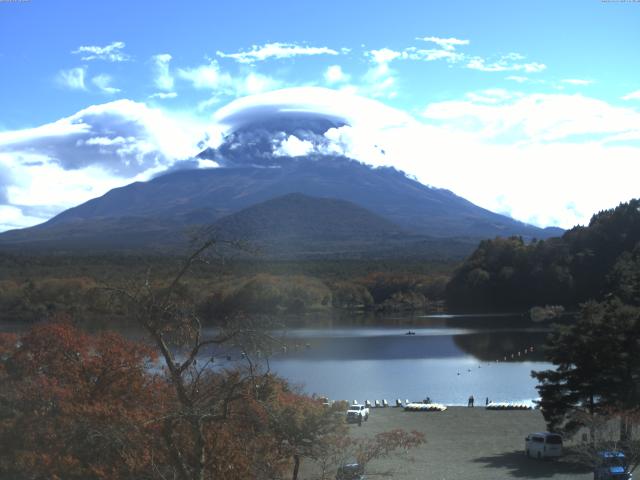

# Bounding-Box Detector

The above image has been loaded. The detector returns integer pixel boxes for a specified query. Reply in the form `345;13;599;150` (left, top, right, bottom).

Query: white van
525;432;562;459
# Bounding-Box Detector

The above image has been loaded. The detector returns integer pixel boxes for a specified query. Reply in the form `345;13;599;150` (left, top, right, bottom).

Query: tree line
446;199;640;311
0;264;451;325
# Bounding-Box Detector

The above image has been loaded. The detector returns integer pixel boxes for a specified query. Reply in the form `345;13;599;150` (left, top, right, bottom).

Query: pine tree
532;299;640;438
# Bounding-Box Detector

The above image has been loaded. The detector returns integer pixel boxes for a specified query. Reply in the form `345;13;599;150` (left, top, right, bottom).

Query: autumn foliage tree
0;319;165;479
264;384;347;480
0;319;325;480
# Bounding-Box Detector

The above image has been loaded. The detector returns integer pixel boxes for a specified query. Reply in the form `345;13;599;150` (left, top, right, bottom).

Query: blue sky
0;0;639;231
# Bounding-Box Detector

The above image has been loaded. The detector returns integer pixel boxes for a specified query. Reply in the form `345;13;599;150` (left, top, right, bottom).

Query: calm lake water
214;313;556;406
2;313;557;406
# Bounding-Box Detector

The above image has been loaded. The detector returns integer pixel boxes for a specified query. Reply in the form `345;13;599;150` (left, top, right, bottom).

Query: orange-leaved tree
0;319;166;480
0;319;308;480
262;380;347;480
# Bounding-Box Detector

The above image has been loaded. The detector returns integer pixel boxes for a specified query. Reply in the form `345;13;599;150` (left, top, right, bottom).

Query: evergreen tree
532;299;640;437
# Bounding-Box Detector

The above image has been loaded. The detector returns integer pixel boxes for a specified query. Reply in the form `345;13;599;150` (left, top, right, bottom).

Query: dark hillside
445;199;640;311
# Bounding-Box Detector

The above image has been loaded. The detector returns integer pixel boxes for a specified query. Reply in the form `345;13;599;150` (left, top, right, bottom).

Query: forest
0;253;452;326
446;199;640;312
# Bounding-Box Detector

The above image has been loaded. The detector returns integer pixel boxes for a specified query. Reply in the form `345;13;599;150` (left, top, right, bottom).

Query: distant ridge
0;155;563;256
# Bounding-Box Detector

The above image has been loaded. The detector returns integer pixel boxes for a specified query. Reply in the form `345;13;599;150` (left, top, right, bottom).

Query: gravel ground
300;407;592;480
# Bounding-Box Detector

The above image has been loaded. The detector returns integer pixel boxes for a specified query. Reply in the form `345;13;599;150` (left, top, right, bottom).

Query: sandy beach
301;406;592;480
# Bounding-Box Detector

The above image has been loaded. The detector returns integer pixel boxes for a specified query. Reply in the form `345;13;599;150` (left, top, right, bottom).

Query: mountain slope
0;155;563;255
211;192;404;241
0;191;478;259
208;192;412;257
30;156;558;236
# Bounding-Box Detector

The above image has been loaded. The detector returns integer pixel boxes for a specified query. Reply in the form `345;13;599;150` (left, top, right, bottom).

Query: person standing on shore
468;395;474;407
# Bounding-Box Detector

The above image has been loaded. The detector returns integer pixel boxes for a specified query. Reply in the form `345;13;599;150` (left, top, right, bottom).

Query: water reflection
454;330;548;362
273;327;548;362
259;314;555;404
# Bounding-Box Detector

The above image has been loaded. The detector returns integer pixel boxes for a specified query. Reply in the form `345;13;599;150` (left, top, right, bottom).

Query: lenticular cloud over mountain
214;87;413;131
205;87;413;167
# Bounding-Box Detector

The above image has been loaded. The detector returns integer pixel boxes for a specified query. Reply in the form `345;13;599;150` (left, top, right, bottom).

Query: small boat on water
405;330;416;335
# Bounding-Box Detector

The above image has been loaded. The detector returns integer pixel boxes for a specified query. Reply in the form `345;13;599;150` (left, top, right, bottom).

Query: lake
211;313;556;406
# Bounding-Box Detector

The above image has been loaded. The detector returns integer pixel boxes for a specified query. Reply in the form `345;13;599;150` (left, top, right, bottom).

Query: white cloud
404;47;464;62
417;36;469;51
466;55;546;73
622;90;640;101
152;53;174;91
178;60;282;110
0;204;46;232
3;154;126;219
465;88;518;104
362;49;402;98
92;74;120;94
0;99;217;231
324;65;350;84
273;135;315;157
562;79;593;86
365;37;547;75
368;46;463;64
179;61;279;97
506;76;529;83
407;93;640;226
72;41;130;62
178;60;232;90
369;48;402;64
363;40;472;69
241;72;281;95
149;92;178;99
57;67;86;90
82;136;130;146
362;67;397;98
422;93;640;142
0;100;207;173
217;42;339;64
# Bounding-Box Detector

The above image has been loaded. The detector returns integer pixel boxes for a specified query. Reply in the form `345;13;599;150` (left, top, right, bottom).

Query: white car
525;432;562;459
346;404;370;423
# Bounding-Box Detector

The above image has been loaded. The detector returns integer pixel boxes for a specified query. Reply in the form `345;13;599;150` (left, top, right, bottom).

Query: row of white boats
485;402;532;410
403;402;448;412
352;399;532;411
